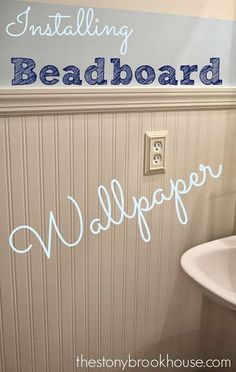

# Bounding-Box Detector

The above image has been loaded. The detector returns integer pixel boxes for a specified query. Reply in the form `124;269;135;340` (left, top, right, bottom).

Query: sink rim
181;236;236;309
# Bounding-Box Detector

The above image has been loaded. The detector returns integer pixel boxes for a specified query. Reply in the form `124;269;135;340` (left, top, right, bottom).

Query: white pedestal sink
181;236;236;311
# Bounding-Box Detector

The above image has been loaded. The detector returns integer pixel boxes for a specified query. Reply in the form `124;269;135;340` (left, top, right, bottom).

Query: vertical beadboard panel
72;114;86;372
6;117;32;372
111;112;127;360
86;114;100;366
0;108;236;372
40;115;59;372
24;115;47;372
99;113;113;358
0;117;18;372
133;112;152;356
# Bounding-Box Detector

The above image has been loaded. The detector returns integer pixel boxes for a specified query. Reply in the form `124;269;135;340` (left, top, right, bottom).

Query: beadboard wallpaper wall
0;94;236;371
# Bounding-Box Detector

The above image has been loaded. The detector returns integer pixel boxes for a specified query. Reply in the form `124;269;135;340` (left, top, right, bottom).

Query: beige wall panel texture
18;0;236;21
0;108;236;371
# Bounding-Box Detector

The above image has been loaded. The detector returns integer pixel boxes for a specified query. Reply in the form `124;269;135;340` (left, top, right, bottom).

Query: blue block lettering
200;57;222;85
84;58;107;85
135;65;156;85
63;65;82;85
40;65;60;85
158;65;177;85
11;57;37;85
111;58;132;85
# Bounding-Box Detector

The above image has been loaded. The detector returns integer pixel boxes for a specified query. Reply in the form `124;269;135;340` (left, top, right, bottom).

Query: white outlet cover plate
144;131;167;175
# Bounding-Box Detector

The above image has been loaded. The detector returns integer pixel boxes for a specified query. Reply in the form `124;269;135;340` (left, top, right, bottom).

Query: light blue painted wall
0;0;235;87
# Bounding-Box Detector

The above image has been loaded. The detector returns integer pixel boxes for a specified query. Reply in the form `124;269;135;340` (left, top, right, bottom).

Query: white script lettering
9;163;223;258
6;6;134;55
90;164;223;242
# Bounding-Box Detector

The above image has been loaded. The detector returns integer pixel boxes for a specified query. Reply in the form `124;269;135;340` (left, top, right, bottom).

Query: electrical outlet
144;131;167;175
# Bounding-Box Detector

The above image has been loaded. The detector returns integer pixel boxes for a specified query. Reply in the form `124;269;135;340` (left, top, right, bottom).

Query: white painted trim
0;88;236;115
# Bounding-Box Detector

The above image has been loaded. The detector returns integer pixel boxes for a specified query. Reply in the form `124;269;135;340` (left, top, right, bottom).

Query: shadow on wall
111;269;203;371
120;277;236;372
188;118;236;245
200;296;236;371
229;2;236;85
198;114;236;370
222;117;236;235
115;121;236;372
154;121;236;370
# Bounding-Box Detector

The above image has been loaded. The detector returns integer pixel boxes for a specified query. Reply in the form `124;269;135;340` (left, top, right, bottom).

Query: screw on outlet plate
144;131;167;175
